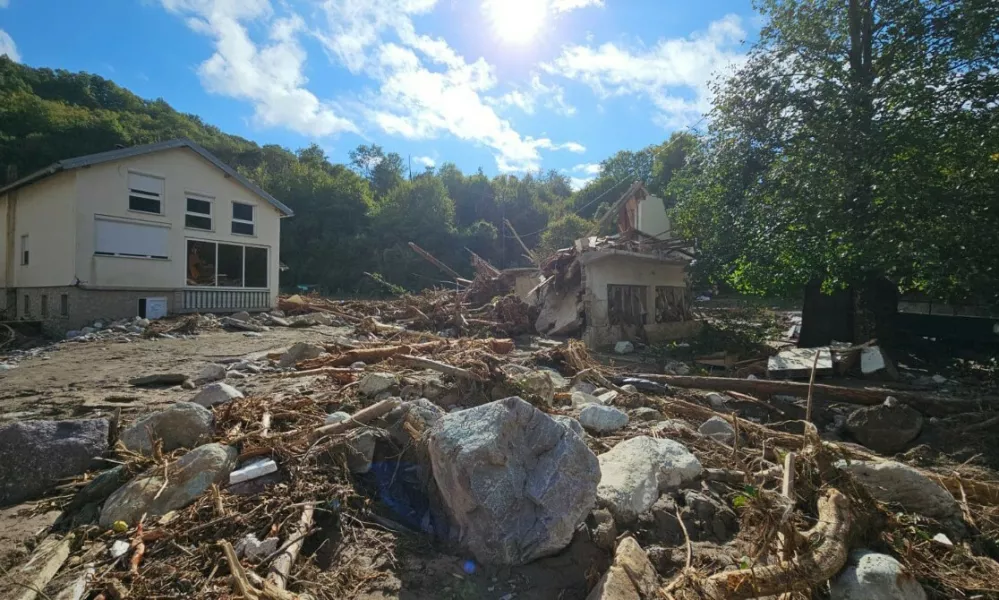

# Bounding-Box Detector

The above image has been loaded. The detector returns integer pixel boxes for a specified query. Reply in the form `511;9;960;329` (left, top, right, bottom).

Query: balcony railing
182;289;270;312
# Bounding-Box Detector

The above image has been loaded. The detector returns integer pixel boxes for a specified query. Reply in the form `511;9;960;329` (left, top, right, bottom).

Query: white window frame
231;202;255;236
20;234;28;265
185;238;269;289
127;171;165;216
185;193;214;231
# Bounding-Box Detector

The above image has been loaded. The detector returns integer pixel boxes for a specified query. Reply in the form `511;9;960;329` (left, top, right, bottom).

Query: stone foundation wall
4;287;182;335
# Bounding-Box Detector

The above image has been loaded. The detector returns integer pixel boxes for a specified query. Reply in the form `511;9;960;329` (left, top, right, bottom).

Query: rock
682;490;738;542
236;533;279;561
931;374;947;385
119;403;214;456
512;370;556;406
100;443;237;528
130;373;188;387
0;419;110;506
427;396;600;565
190;382;244;408
111;540;131;558
572;381;597;395
631;407;663;422
579;405;630;433
554;415;586;438
243;332;263;338
706;392;729;410
838;460;961;522
230;311;251;322
181;379;197;390
589;508;618;551
345;430;378;474
596;436;703;523
572;391;601;408
278;342;325;368
861;346;887;375
267;315;291;327
620;384;638;394
358;372;399;396
350;361;366;369
830;550;926;600
932;533;953;547
614;341;635;354
586;537;657;600
385;398;443;446
698;416;735;445
663;359;691;376
193;363;227;385
221;317;268;332
845;401;923;453
270;310;285;318
597;390;619;405
325;411;351;425
65;330;82;339
82;326;96;334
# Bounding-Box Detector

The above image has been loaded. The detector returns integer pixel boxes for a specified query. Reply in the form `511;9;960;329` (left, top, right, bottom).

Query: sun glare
485;0;547;44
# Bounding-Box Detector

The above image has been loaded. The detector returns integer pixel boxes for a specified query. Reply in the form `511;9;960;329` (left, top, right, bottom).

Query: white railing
182;289;270;312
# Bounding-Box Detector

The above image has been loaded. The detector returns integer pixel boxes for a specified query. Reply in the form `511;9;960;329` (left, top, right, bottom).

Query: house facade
0;139;293;333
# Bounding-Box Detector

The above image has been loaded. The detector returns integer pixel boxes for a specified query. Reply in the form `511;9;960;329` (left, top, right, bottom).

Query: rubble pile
2;303;999;600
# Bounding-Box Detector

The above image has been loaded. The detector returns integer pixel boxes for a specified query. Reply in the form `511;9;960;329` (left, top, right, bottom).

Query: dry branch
303;341;447;369
392;354;487;382
267;504;314;591
307;398;401;442
10;534;73;600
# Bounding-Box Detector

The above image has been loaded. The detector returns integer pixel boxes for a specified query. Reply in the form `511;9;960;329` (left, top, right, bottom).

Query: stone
511;370;556;406
579;405;629;433
267;315;291;327
230;311;251;322
846;401;923;453
614;341;635;354
572;381;597;395
181;379;197;390
130;373;188;387
663;359;691;376
572;391;601;408
236;534;279;562
554;415;586;439
278;342;325;368
631;407;663;422
358;372;399;396
100;443;237;528
345;430;378;474
830;550;926;600
585;537;657;600
596;436;703;523
243;332;263;338
384;398;444;446
0;419;110;506
597;391;619;405
193;363;227;385
620;384;638;394
589;508;618;551
350;361;366;369
838;460;961;522
931;533;953;547
325;411;351;425
698;416;736;445
119;402;214;456
190;382;244;408
222;317;268;332
706;393;729;410
427;396;600;565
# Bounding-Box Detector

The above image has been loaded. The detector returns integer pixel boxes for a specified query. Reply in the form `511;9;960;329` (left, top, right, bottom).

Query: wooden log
308;398;401;442
408;242;463;280
11;533;74;600
393;355;486;382
504;219;537;265
302;340;447;369
631;374;988;416
267;504;314;591
54;564;93;600
282;367;362;378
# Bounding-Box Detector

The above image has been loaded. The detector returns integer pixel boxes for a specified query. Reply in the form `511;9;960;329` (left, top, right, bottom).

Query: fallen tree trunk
698;489;850;599
10;533;74;600
633;374;989;416
267;504;314;591
393;355;486;382
301;341;448;369
307;399;401;442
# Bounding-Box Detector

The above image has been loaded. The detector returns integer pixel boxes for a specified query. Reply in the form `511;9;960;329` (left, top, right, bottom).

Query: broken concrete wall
510;270;543;305
635;194;672;240
535;285;582;336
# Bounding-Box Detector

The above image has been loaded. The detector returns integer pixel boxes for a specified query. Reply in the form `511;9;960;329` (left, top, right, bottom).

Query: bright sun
484;0;547;44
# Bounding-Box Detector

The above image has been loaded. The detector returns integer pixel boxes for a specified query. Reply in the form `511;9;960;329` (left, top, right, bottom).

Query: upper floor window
185;195;213;231
128;172;164;214
232;202;254;235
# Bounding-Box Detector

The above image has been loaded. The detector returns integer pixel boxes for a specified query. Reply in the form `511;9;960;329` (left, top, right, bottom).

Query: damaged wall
581;254;697;347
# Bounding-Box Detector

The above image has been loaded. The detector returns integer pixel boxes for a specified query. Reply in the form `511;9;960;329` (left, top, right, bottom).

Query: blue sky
0;0;757;187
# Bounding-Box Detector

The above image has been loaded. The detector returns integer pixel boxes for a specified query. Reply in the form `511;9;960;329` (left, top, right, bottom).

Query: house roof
0;138;294;217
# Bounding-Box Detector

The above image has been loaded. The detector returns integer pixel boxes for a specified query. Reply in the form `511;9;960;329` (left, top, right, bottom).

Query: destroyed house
0;139;293;333
534;183;698;347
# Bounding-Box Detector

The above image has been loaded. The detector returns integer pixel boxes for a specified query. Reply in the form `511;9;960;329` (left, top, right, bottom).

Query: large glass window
186;240;267;288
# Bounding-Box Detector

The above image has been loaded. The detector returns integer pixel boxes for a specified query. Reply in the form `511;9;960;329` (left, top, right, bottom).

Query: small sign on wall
138;297;168;320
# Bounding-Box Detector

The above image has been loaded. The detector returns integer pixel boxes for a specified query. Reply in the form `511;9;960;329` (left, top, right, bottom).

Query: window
185;196;213;230
607;284;648;327
231;202;254;235
40;295;48;318
94;217;169;259
20;235;29;265
654;286;692;323
60;294;69;317
23;295;30;316
187;240;267;288
128;172;164;214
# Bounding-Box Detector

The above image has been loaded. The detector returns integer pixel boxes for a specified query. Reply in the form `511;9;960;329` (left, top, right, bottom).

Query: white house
0;139;293;333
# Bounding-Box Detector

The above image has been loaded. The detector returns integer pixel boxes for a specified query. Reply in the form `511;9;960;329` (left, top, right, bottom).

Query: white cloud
556;141;586;153
160;0;355;136
0;0;9;8
551;0;603;12
413;155;435;168
491;75;576;117
572;163;601;176
543;14;747;127
570;176;594;190
0;30;18;62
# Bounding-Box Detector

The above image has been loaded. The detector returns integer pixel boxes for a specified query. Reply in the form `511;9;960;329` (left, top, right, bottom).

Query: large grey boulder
579;405;629;433
193;363;227;385
597;436;702;523
846;399;923;454
427;396;600;565
278;342;324;368
99;443;237;527
830;550;926;600
0;419;110;506
119;402;214;455
839;460;961;522
698;416;736;445
358;372;399;396
190;382;244;408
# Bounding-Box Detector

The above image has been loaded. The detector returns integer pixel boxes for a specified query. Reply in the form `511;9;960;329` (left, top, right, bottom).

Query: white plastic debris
229;458;278;485
932;533;953;547
110;539;131;558
235;533;280;561
860;346;887;374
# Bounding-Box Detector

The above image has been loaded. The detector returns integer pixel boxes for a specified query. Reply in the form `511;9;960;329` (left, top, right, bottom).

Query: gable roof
0;138;293;217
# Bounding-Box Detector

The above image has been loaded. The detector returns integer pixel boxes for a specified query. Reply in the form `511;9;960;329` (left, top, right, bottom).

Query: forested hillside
0;56;689;295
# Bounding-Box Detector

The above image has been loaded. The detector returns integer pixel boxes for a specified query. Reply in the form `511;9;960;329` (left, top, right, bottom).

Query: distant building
0;139;293;333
